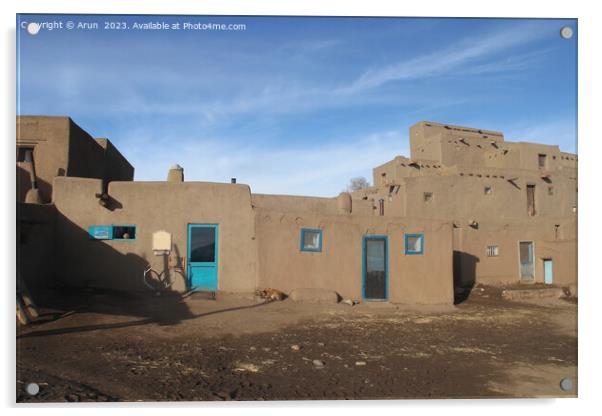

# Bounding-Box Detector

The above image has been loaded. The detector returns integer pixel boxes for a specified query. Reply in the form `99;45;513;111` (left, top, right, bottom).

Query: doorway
187;224;218;291
519;241;534;282
362;236;388;301
544;258;553;284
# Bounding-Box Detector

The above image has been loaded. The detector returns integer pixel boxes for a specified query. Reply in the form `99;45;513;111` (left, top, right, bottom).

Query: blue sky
17;15;577;196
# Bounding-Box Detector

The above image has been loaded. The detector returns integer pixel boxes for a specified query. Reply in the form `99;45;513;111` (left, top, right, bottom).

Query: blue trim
88;224;137;241
88;225;112;240
405;233;424;255
300;228;323;252
361;235;389;302
187;223;219;291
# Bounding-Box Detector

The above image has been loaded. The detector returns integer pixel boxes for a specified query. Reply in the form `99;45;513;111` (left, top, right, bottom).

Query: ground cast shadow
17;299;273;339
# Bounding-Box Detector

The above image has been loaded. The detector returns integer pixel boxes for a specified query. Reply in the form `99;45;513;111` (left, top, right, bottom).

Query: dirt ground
16;285;577;402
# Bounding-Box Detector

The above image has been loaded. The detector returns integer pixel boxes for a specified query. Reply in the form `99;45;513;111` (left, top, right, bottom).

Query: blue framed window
88;225;112;240
88;225;136;241
300;228;323;252
405;233;424;255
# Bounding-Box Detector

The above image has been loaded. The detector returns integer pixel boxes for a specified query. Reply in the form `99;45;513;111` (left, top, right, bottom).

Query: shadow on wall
18;207;195;327
18;203;57;295
453;250;479;304
17;165;53;203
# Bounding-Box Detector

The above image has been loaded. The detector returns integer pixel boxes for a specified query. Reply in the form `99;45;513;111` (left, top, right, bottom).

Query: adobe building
16;116;134;204
16;117;577;306
352;121;577;288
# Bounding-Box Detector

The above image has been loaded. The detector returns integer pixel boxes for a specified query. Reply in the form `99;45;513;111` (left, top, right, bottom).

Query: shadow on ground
18;287;271;339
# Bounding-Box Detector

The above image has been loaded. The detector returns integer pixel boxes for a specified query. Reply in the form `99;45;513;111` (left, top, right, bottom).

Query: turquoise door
187;224;218;291
544;259;553;284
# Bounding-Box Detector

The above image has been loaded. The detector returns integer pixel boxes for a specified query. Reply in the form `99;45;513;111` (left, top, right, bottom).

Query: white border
2;1;600;415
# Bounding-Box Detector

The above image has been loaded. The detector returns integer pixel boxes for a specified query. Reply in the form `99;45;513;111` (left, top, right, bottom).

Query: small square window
113;225;136;240
548;186;554;195
423;192;433;202
300;228;322;252
487;245;499;257
484;186;492;195
405;233;424;255
538;154;547;169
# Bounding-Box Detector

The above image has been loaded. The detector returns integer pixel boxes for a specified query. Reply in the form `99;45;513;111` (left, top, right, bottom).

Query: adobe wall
453;219;577;286
360;168;577;224
95;138;135;182
52;178;258;293
17;165;32;203
255;210;454;305
372;156;445;186
536;239;577;286
401;172;577;222
16;116;71;203
16;116;135;203
416;134;568;171
252;194;339;214
408;121;577;172
66;119;106;179
410;121;504;165
253;193;375;216
17;203;57;295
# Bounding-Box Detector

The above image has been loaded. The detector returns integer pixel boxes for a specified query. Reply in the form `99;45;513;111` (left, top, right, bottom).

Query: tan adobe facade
16;116;134;204
16;117;577;305
353;121;577;288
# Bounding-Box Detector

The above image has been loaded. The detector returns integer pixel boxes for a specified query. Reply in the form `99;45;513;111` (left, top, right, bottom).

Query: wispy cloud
120;128;409;197
338;21;551;94
460;47;555;77
19;21;554;127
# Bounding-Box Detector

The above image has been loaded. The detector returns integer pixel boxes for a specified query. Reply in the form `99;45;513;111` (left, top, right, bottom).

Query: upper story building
17;116;134;204
354;121;578;224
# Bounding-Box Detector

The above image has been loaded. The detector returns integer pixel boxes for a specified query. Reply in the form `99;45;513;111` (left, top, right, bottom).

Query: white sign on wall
152;230;172;255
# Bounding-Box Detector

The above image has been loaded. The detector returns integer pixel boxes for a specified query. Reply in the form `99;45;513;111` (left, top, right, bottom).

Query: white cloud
338;21;551;94
21;23;550;124
121;128;410;197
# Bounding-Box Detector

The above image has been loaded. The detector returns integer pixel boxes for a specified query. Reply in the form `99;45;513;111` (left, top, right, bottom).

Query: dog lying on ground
255;288;286;302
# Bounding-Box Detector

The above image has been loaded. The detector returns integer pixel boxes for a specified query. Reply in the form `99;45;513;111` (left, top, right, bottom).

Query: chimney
167;164;184;182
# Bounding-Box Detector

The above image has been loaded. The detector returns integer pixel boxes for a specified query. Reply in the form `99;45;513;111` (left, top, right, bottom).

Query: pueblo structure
17;117;577;305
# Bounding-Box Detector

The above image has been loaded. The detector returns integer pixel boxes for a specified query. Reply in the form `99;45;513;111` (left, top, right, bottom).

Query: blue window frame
88;225;137;241
88;225;112;240
300;228;323;252
405;233;424;255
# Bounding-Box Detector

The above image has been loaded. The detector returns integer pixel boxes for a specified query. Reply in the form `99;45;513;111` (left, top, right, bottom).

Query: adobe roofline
412;120;505;139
